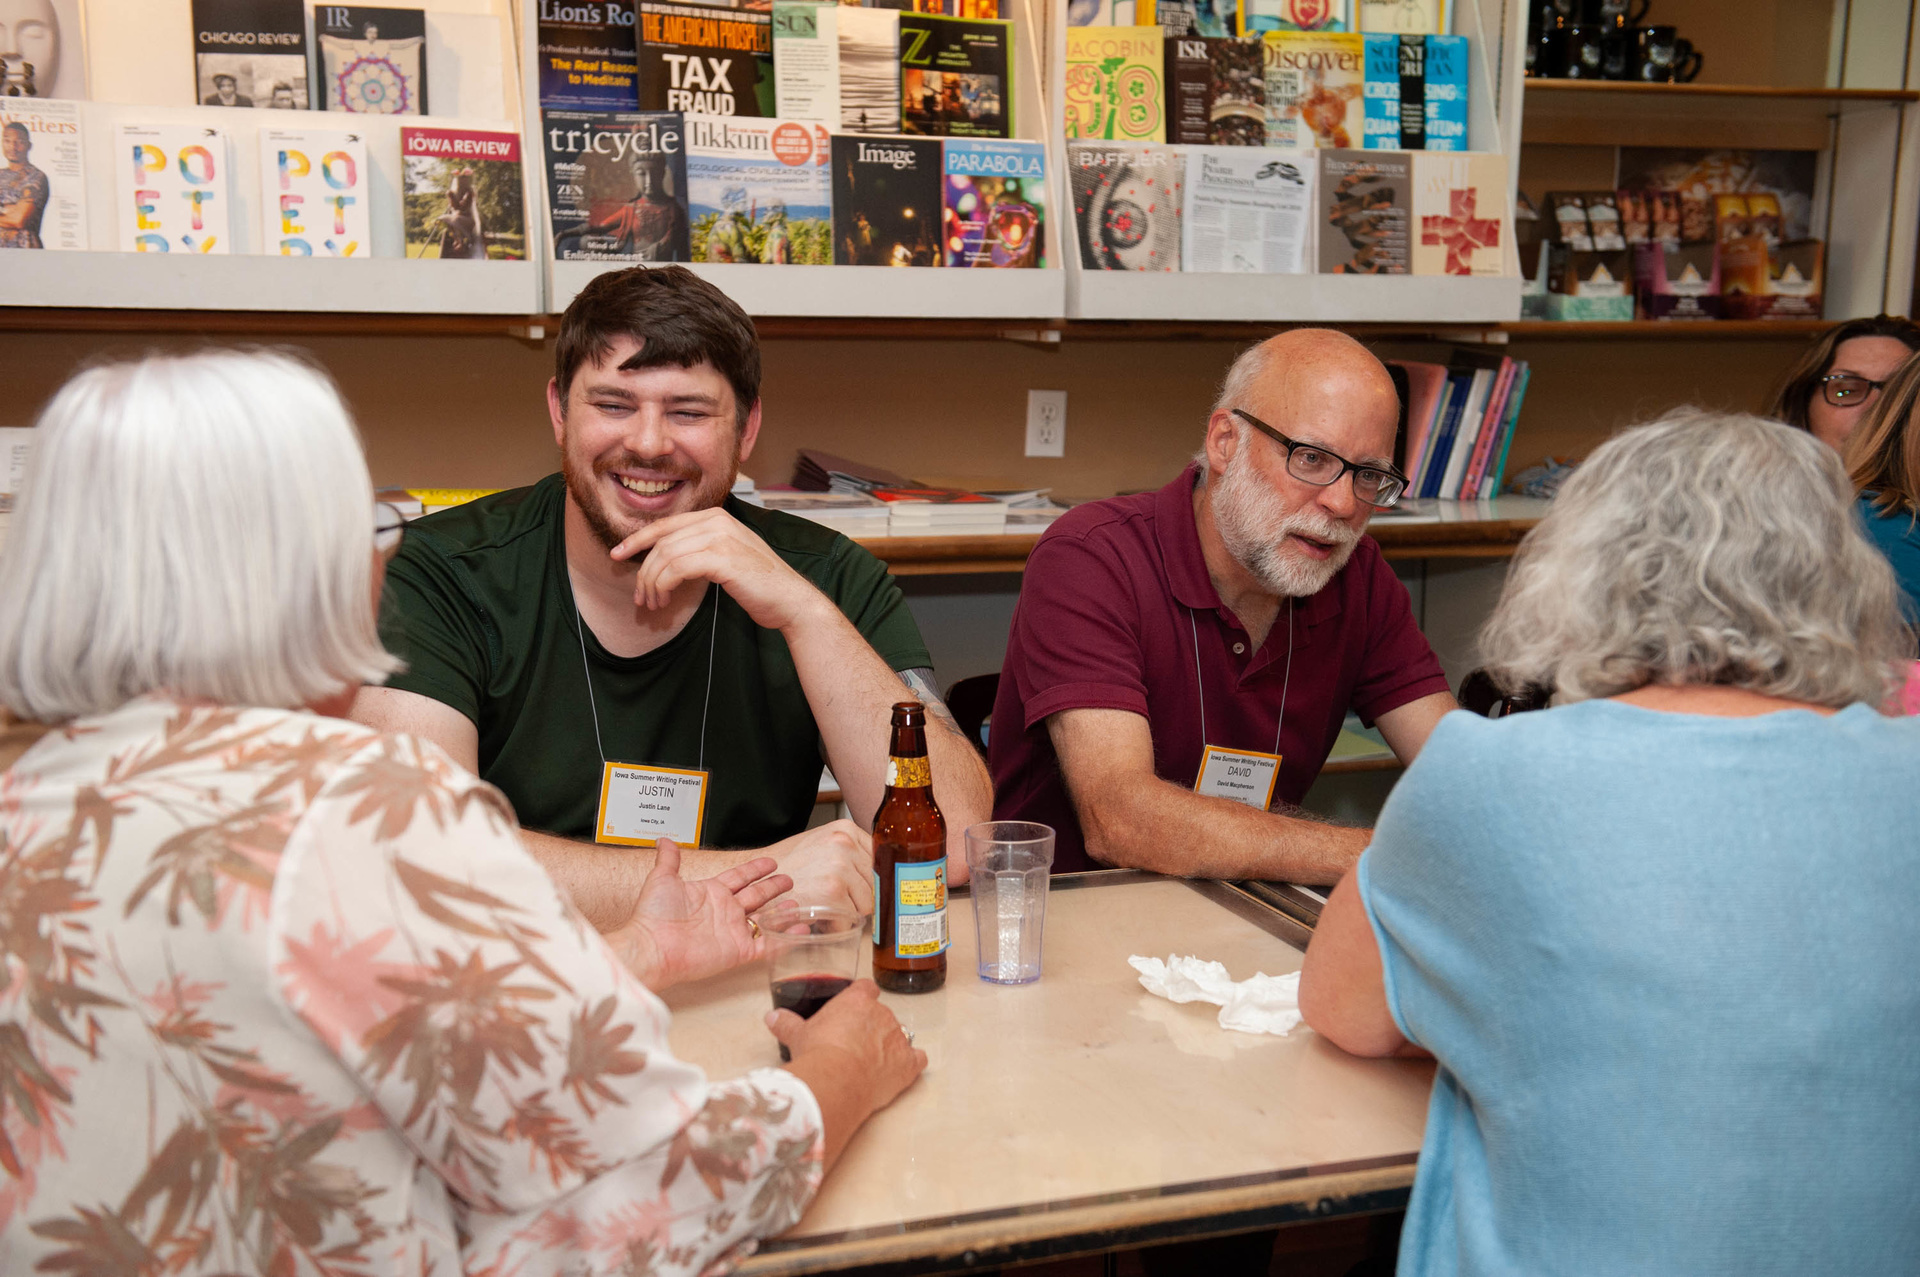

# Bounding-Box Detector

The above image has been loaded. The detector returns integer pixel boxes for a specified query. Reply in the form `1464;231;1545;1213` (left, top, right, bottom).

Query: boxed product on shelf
1182;144;1312;272
942;137;1047;267
1318;148;1410;274
0;99;86;251
536;0;640;110
543;110;689;262
1720;236;1823;321
687;115;832;264
899;12;1013;138
1634;240;1719;321
1064;26;1167;141
1262;31;1363;149
117;122;235;253
1546;248;1632;321
1067;139;1184;270
259;127;372;256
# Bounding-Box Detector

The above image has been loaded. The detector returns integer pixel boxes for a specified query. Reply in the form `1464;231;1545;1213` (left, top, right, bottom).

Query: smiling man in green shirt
353;266;991;930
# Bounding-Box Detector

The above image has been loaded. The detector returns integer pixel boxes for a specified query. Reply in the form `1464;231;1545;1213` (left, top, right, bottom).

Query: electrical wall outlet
1026;389;1066;457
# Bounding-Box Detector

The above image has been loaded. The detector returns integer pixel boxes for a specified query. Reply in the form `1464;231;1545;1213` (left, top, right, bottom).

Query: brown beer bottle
872;701;947;993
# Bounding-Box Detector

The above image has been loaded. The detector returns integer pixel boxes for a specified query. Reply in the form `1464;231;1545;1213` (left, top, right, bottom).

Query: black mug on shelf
1593;0;1651;29
1602;29;1632;78
1555;23;1609;78
1632;26;1702;82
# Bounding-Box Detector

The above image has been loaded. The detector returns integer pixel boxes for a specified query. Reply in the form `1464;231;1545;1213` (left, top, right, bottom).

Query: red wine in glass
771;974;853;1062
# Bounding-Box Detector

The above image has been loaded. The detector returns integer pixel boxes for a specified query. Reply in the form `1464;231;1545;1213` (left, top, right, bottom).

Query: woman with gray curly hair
1298;410;1920;1276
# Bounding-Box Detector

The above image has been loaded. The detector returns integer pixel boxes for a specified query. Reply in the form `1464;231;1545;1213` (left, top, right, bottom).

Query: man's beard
1212;451;1361;598
562;437;738;553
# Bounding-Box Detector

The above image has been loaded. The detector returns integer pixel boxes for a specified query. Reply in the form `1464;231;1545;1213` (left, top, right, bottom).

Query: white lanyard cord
1189;601;1295;757
571;580;719;771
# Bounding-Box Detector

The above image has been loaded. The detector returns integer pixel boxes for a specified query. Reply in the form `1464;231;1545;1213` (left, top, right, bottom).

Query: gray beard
1212;456;1361;598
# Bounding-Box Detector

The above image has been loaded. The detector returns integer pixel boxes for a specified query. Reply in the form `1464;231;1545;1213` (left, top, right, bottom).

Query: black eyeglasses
1230;409;1408;509
375;501;408;558
1820;373;1889;407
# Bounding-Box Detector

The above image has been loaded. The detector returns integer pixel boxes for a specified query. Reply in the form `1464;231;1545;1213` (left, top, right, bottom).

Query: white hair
1479;408;1913;709
0;349;401;721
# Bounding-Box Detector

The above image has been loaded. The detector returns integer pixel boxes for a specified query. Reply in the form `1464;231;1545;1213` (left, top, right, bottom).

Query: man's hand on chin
760;819;875;914
611;506;827;630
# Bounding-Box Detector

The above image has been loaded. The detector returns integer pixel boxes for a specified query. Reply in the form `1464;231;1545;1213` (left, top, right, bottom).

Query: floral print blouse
0;696;824;1276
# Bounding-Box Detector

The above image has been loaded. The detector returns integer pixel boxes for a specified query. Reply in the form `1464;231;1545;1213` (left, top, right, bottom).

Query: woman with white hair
1298;410;1920;1275
0;350;923;1275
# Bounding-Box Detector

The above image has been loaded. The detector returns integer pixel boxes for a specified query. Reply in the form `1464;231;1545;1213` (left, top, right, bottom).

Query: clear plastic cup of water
963;821;1054;984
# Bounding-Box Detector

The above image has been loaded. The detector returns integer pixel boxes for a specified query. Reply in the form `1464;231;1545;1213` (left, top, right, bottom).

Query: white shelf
1069;271;1521;323
550;260;1066;319
0;253;540;314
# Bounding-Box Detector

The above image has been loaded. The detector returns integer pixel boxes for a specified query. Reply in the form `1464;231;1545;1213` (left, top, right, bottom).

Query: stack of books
1387;351;1531;501
873;487;1010;536
747;489;894;539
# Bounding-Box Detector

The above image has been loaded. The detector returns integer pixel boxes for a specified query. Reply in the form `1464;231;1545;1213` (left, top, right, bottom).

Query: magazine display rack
1050;0;1525;324
531;0;1068;317
1;0;540;315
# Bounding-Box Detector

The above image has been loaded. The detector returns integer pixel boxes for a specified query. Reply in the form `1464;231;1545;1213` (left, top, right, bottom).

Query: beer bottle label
886;755;932;787
891;857;949;958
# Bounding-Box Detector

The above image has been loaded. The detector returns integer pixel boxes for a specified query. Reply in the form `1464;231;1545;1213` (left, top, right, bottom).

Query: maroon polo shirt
989;465;1449;874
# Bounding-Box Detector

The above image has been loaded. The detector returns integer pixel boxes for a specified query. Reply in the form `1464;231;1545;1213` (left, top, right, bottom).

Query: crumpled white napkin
1129;954;1303;1036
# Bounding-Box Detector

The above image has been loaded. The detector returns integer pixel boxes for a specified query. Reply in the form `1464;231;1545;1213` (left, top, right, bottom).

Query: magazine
192;0;310;109
116;123;233;253
838;5;901;132
942;137;1044;267
831;134;942;266
1182;145;1312;272
543;110;689;262
402;126;526;259
899;14;1012;138
1411;150;1505;276
316;6;428;115
1064;26;1165;141
1068;140;1182;270
0;99;86;250
537;0;640;110
258;127;372;256
1263;31;1364;149
773;2;840;121
638;2;773;117
0;0;86;99
686;115;831;263
1317;147;1408;273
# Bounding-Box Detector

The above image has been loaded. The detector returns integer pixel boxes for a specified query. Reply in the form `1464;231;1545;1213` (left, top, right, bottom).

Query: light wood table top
661;872;1432;1275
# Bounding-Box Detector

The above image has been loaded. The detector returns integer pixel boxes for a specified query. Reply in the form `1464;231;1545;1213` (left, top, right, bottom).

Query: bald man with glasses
990;329;1458;883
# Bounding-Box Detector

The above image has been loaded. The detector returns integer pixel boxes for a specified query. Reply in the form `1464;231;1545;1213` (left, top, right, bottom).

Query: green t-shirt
378;474;932;848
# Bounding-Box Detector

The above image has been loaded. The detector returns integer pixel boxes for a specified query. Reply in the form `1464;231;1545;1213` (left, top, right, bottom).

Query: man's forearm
1078;777;1368;884
518;827;777;931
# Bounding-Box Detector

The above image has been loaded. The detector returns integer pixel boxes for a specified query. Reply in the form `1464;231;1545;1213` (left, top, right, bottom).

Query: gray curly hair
1480;408;1913;708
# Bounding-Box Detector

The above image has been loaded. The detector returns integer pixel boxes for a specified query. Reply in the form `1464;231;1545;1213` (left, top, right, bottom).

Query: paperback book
1412;149;1504;276
0;99;86;251
1064;26;1166;141
0;0;85;99
831;134;942;265
316;5;428;115
687;114;831;263
899;14;1012;138
1240;0;1349;33
402;126;525;259
1182;145;1311;273
544;110;689;261
773;2;840;120
116;123;232;253
193;0;310;109
258;127;371;256
1263;30;1363;149
838;5;901;131
942;137;1044;267
1317;147;1408;273
1068;140;1182;270
536;0;640;110
638;2;773;117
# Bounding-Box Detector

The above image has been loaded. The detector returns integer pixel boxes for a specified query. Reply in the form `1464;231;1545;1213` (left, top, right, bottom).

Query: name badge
1194;745;1281;810
596;763;708;847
